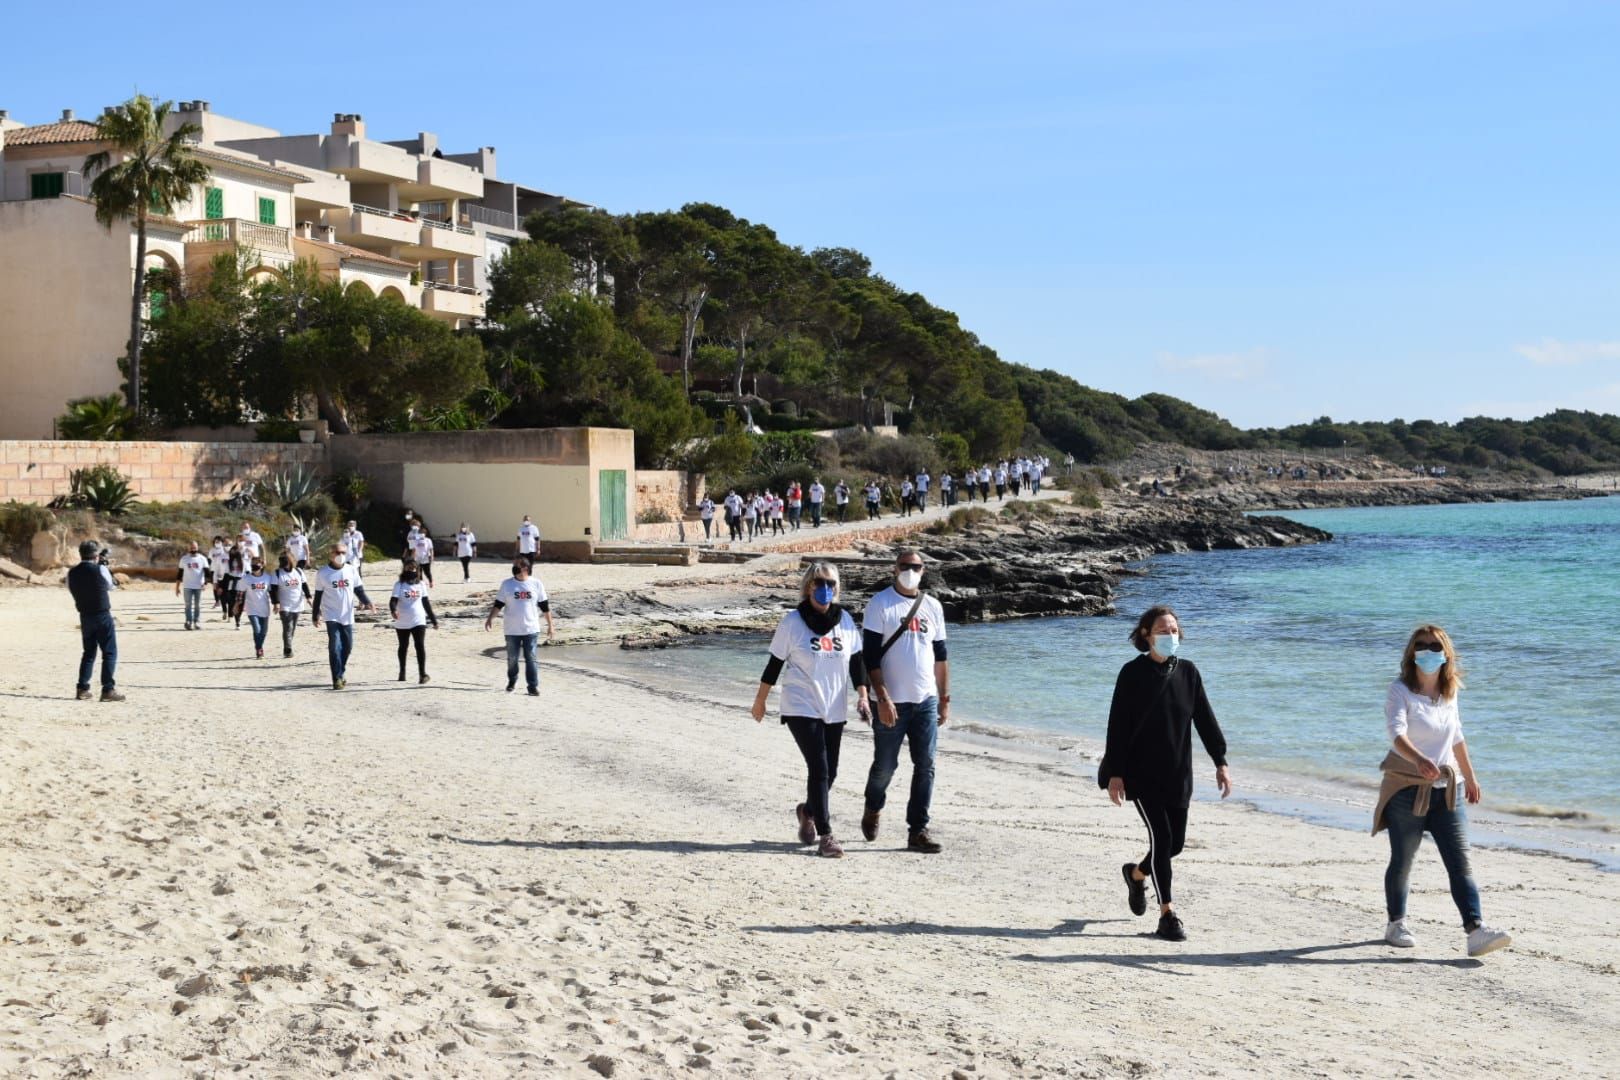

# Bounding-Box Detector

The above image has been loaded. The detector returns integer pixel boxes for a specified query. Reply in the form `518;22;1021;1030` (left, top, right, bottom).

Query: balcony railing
420;216;475;236
182;218;293;254
422;280;479;295
463;203;518;231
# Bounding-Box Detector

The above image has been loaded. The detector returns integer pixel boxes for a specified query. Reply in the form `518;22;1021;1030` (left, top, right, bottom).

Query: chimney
416;131;438;156
319;224;336;243
61;108;76;122
331;112;365;138
198;100;210;112
0;110;8;122
298;221;314;240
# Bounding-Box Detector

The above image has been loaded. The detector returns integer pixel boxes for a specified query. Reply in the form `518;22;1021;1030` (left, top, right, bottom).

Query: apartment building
0;101;582;439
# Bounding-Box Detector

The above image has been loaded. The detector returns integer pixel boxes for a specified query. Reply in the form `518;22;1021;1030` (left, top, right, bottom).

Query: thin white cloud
1157;348;1269;381
1514;339;1620;367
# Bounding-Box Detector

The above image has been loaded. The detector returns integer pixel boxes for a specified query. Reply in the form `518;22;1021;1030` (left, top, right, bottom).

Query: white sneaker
1467;925;1512;957
1384;919;1416;948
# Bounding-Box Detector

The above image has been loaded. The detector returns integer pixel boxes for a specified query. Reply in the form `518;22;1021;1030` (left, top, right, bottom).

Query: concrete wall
635;469;690;523
327;427;637;561
0;440;326;503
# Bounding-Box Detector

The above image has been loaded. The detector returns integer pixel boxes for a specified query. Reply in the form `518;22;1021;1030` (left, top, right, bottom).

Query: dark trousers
325;622;354;682
786;716;845;837
280;612;300;654
396;626;427;677
1384;785;1482;926
1133;797;1189;906
702;518;713;539
419;560;434;586
77;611;117;692
810;502;822;527
460;556;472;580
836;502;848;523
865;697;939;834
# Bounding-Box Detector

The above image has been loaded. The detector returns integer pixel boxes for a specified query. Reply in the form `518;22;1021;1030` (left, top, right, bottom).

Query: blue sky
6;1;1618;427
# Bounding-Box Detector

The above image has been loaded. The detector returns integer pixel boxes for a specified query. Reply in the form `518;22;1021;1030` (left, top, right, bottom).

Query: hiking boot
907;831;942;854
861;809;880;842
75;688;93;701
818;835;845;858
1467;925;1512;957
796;803;817;846
1385;919;1416;948
1123;863;1148;917
1156;913;1187;942
527;687;540;697
100;689;125;703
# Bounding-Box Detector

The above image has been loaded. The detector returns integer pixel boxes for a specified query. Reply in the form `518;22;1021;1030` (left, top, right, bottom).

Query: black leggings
419;560;434;586
460;556;471;579
785;717;844;837
396;626;427;676
1133;798;1189;906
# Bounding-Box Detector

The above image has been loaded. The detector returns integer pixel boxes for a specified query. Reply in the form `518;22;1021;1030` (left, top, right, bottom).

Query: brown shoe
795;803;817;846
907;831;942;854
100;689;126;703
75;688;92;701
818;835;845;858
861;809;880;842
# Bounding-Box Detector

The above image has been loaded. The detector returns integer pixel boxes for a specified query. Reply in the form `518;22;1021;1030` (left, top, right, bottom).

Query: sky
5;1;1618;428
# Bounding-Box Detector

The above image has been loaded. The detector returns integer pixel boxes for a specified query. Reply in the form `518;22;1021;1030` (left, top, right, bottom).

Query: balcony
334;203;419;247
418;217;482;257
183;217;294;263
464;202;520;232
421;280;484;321
327;136;418;183
407;156;485;201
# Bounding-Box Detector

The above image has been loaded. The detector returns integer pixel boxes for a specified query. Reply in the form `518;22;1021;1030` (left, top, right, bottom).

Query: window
204;187;225;240
30;172;65;199
149;290;168;321
257;197;276;225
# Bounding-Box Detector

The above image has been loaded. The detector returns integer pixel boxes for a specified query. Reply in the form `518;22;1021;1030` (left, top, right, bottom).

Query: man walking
834;480;850;523
915;469;930;512
68;540;123;701
861;550;949;853
176;540;210;630
311;543;373;690
517;515;542;560
485;556;555;695
342;521;366;578
808;478;825;527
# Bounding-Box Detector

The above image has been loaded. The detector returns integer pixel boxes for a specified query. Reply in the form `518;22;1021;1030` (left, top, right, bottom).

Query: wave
1495;803;1600;823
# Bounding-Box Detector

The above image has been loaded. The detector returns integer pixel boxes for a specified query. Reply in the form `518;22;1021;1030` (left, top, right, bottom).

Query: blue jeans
248;614;269;651
325;622;354;682
77;611;117;692
506;633;540;690
1384;785;1482;926
183;588;202;625
865;697;939;834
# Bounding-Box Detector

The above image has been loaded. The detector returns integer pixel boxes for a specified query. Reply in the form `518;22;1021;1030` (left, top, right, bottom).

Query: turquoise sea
589;497;1620;858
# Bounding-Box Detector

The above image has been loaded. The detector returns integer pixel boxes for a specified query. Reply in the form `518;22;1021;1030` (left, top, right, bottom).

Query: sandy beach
3;561;1619;1078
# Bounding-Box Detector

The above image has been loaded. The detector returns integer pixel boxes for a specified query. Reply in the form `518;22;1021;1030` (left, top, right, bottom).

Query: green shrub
0;501;55;548
55;395;134;440
637;506;673;524
928;506;993;535
1000;499;1057;522
256;464;325;510
289;492;341;527
1068;487;1102;509
255;419;302;443
332;470;371;515
51;465;136;515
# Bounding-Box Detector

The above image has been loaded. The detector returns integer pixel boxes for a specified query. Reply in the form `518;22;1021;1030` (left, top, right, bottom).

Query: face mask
252;565;263;574
1153;633;1180;657
512;565;525;576
812;583;837;606
1414;650;1447;674
897;568;923;590
404;572;418;583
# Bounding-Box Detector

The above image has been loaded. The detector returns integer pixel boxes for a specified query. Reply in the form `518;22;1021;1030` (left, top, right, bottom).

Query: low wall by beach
0;440;327;505
635;470;691;524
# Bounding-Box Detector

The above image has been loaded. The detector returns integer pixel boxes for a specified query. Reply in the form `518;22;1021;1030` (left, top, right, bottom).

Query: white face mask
897;567;923;590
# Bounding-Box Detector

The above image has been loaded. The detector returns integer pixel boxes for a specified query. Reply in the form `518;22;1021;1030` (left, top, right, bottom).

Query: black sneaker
1123;863;1148;917
1155;913;1186;942
527;687;540;697
506;681;516;693
907;831;942;854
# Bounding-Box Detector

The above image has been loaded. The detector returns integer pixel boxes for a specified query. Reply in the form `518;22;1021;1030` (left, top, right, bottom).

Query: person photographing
67;540;122;702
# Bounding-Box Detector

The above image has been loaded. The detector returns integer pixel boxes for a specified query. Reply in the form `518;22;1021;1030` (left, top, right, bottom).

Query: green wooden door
598;470;627;541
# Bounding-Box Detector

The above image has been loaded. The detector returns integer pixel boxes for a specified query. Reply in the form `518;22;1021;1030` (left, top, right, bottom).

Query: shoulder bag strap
872;591;927;665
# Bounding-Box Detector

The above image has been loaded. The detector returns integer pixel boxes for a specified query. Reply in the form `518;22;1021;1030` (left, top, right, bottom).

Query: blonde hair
800;561;841;602
1400;624;1465;700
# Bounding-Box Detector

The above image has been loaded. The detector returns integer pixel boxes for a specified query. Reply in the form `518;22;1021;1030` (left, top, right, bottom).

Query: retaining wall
0;440;327;504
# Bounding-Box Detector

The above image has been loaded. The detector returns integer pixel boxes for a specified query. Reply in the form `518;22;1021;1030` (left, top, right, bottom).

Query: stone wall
635;470;691;524
0;440;327;505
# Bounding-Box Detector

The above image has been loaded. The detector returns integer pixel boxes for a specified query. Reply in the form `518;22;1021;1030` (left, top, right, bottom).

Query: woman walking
390;560;439;684
1373;625;1512;957
274;552;311;658
455;523;477;582
751;562;871;858
1102;605;1231;942
223;541;247;627
208;535;231;616
234;556;277;659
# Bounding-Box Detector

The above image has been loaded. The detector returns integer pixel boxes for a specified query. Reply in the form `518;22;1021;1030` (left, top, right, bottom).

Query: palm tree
85;95;211;420
56;394;136;440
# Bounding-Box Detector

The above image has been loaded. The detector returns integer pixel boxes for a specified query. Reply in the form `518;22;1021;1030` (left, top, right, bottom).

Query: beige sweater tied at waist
1371;750;1458;835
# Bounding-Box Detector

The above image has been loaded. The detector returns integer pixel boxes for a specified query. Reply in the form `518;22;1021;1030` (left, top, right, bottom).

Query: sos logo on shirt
809;634;845;653
514;589;537;601
905;616;930;634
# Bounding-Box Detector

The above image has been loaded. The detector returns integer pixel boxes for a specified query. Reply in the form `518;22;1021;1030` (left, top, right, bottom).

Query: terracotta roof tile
297;236;416;270
3;120;102;146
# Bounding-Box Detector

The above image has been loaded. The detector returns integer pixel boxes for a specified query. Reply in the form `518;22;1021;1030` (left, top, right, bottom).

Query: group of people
750;553;1512;957
707;481;843;541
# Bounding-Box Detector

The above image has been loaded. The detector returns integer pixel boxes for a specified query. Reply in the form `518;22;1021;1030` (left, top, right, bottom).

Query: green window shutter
205;187;224;219
149;290;168;321
30;172;65;199
258;197;276;225
149;189;166;214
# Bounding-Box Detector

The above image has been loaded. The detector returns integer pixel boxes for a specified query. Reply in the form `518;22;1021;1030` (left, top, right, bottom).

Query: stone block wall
635;470;692;523
0;440;327;504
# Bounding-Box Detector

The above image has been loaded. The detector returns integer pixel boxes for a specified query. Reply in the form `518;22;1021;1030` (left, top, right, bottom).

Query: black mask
404;572;418;583
512;565;524;576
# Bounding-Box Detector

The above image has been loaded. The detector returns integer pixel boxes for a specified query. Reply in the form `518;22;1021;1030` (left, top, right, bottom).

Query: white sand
3;566;1618;1077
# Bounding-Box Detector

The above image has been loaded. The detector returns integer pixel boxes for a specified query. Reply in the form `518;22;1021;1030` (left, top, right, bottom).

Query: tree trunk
730;326;750;399
129;209;148;419
314;380;352;435
679;287;707;398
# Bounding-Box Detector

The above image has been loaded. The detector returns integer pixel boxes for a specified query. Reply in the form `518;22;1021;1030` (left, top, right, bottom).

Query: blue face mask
812;583;837;606
1153;633;1180;657
1413;650;1447;674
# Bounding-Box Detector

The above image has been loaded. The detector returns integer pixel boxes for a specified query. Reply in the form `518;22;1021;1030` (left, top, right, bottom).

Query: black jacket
67;560;112;615
1104;654;1227;807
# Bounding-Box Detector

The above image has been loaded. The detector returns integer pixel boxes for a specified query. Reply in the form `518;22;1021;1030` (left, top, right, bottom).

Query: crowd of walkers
66;487;1513;960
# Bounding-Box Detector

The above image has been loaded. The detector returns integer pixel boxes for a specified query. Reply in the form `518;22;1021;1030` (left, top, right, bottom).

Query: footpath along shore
3;541;1620;1076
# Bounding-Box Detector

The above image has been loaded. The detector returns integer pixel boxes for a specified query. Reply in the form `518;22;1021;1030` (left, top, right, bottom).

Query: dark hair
78;539;100;560
399;559;419;581
1129;605;1181;652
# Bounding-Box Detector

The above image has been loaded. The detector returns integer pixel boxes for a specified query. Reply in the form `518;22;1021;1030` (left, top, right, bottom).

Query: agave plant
256;465;324;511
53;464;137;515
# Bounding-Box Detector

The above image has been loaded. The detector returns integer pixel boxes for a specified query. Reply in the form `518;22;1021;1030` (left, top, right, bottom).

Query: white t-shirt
178;553;210;590
768;608;864;722
1385;679;1464;776
392;580;431;629
809;483;825;504
209;545;230;579
901;481;914;497
770;498;784;520
410;533;435;563
240;530;264;559
861;585;947;704
344;530;365;561
725;493;743;517
864;484;880;503
286;532;309;563
979;467;991;483
916;473;929;491
235;572;276;619
456;530;477;557
699;499;715;521
497;575;549;636
835;484;849;505
275;568;306;614
517;522;541;554
315;563;364;625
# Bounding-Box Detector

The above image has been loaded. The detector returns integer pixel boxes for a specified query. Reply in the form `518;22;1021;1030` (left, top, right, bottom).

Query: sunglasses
1414;642;1444;652
812;578;838;588
897;563;924;571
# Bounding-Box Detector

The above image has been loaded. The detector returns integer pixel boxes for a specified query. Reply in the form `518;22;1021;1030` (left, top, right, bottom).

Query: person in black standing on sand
1101;605;1231;942
67;540;124;702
